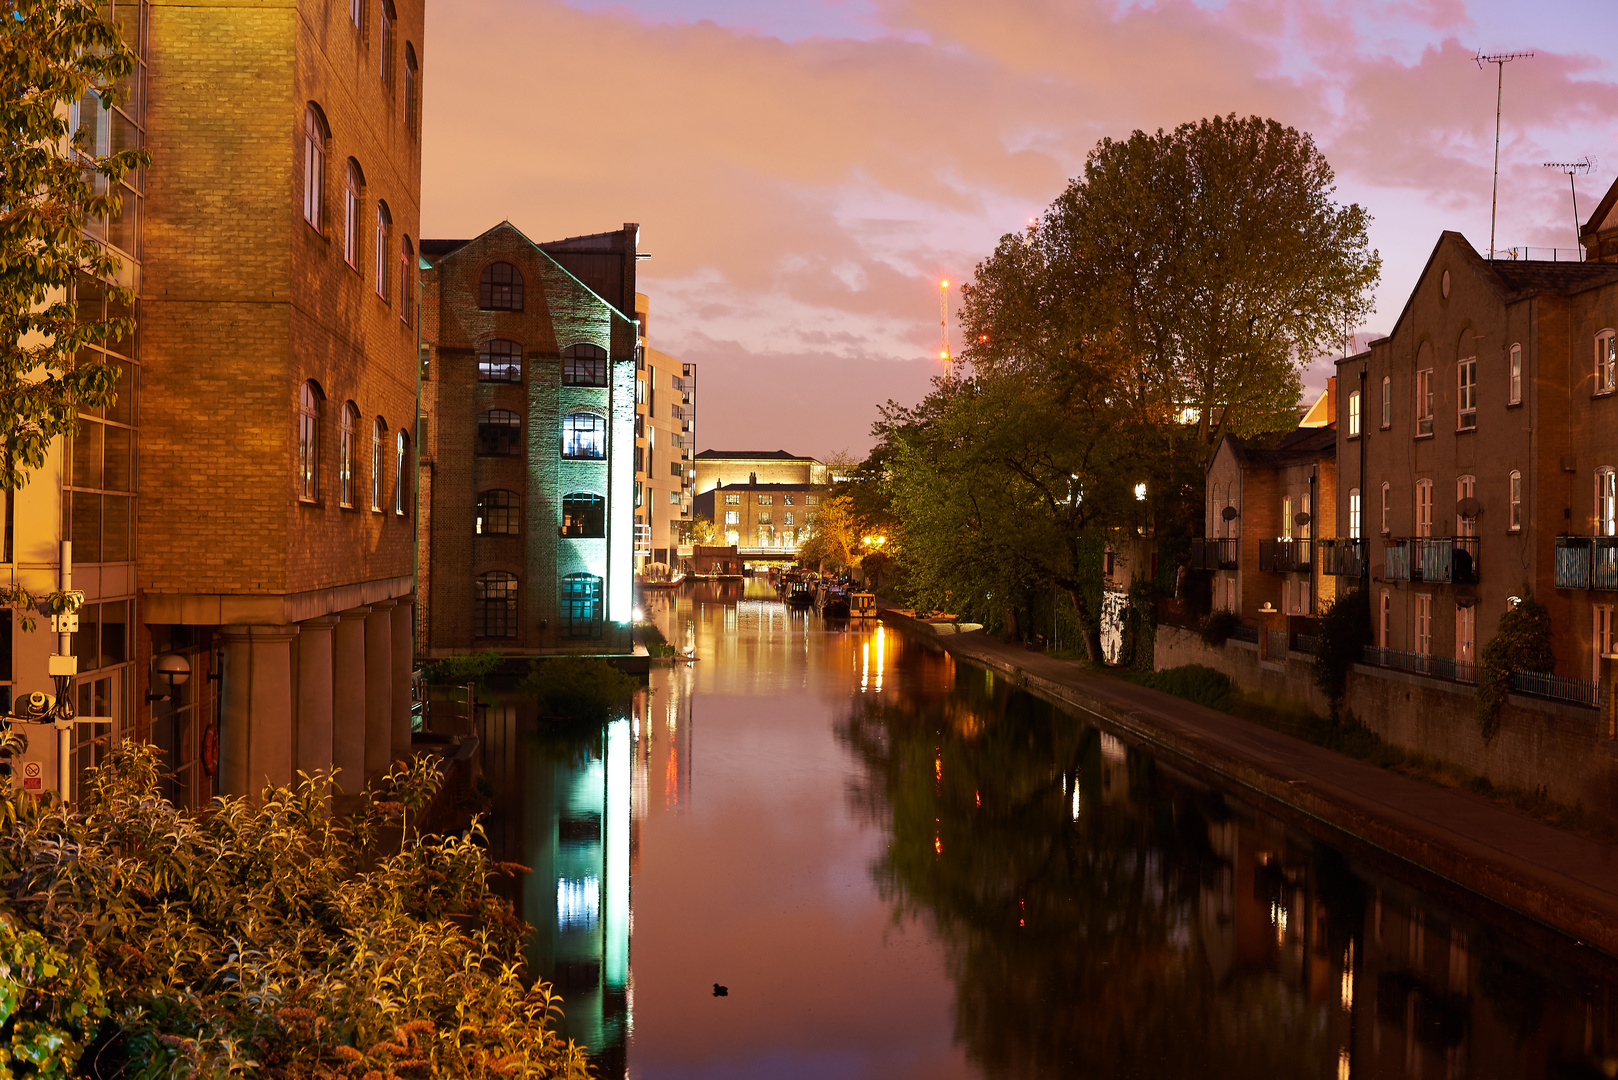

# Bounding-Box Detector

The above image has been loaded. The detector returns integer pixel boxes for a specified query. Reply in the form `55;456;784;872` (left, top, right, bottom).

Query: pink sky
421;0;1618;459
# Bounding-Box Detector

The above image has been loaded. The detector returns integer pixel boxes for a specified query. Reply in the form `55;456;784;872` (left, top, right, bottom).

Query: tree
2;0;148;490
679;514;718;546
797;493;864;571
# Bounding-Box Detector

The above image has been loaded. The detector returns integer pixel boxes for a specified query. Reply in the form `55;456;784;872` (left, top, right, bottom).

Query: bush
1477;594;1555;741
1312;588;1371;715
1198;609;1241;647
1134;664;1237;712
520;655;638;721
419;649;502;688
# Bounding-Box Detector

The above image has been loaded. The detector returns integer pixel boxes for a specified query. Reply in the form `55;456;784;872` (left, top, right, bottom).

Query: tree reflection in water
840;653;1618;1079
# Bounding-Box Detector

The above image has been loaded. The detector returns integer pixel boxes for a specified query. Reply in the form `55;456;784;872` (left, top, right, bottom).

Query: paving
882;612;1618;960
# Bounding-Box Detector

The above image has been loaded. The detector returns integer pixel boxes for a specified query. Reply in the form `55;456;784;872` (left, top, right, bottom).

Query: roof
706;482;829;491
695;450;816;461
1215;425;1336;472
1488;259;1618;300
418;221;638;327
419;238;470;260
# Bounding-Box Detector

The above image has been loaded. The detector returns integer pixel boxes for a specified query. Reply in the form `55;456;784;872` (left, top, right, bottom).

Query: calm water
479;580;1618;1079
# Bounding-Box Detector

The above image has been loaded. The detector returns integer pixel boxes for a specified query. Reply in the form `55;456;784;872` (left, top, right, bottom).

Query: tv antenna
1475;50;1534;260
1544;157;1594;253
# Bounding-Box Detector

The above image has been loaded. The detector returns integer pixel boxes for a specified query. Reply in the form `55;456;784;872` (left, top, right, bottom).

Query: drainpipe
1360;362;1369;590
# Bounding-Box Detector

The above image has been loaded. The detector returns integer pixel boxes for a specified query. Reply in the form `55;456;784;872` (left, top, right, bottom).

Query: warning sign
22;761;40;792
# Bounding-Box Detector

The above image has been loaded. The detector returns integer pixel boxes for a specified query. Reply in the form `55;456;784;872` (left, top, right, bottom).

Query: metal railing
1381;537;1479;584
1316;538;1366;577
1230;624;1259;644
1554;536;1618;590
1293;633;1317;656
1258;538;1312;574
1189;537;1238;571
1510;670;1600;707
1360;646;1478;685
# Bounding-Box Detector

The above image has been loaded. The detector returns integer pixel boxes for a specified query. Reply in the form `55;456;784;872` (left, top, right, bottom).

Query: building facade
692;483;828;551
631;294;694;571
693;449;829;494
417;222;638;658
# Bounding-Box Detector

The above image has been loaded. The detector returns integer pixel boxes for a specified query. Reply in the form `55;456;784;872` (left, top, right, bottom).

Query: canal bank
880;609;1618;961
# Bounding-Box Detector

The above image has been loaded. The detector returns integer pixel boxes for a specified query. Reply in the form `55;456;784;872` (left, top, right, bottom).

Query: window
1599;330;1617;394
1416;594;1432;656
1457;605;1475;664
806;495;820;506
757;495;773;506
1509;471;1522;531
724;511;739;526
1348;488;1361;539
670;489;683;505
783;494;794;505
1597;606;1616;684
379;0;395;87
560;493;605;538
561;413;606;460
1300;493;1311;541
635;379;645;404
1457;357;1476;429
561;573;603;638
478;339;521;382
394;432;408;515
477;410;521;457
784;512;794;526
476;490;518;535
1347;390;1361;437
370;418;383;511
297;381;321;501
343;160;362;267
1381;376;1392;427
1415;479;1433;537
1380;482;1390;534
339;402;358;507
1379;590;1390;649
374;201;391;299
400;236;413;323
480;262;523;311
1509;344;1522;404
724;493;740;505
758;512;772;525
404;44;419;137
1456;475;1475;537
1599;467;1617;537
562;343;608;387
475;572;518;638
302;105;327;232
1416;368;1434;435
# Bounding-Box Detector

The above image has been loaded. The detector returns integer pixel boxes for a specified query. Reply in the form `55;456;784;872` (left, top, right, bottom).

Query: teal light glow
604;716;630;990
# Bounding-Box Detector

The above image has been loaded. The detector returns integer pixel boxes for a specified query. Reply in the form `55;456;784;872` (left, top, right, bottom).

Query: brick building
692;482;828;551
694;449;829;494
417;222;639;657
631;294;695;570
12;0;426;805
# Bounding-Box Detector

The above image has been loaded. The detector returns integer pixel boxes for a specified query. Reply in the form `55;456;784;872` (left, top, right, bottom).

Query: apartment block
631;294;695;570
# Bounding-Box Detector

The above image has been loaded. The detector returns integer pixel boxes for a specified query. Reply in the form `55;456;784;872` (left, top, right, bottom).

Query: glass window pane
105;361;136;425
102;495;131;562
100;600;128;668
71;493;102;563
74;603;100;673
71;422;103;490
103;426;131;491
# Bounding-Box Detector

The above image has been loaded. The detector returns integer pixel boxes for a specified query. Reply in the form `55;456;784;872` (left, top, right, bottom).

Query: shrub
1312;588;1371;716
1198;609;1241;647
419;649;503;688
1477;594;1555;742
1135;664;1237;712
520;655;638;721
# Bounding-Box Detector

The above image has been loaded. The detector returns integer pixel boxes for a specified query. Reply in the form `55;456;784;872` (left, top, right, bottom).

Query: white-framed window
371;418;383;512
724;493;740;505
1457;605;1475;664
374;201;391;299
1348;488;1361;539
394;432;408;515
379;0;395;88
1597;605;1615;685
1416;368;1434;435
1380;482;1390;535
1415;479;1433;538
1456;475;1476;537
1509;344;1522;405
1599;467;1617;536
1348;390;1361;437
400;236;413;324
404;44;419;137
1457;357;1477;429
1382;375;1392;428
1379;590;1390;649
298;381;321;501
1300;493;1312;541
339;402;358;508
303;104;327;232
1598;330;1617;394
343;160;362;268
724;511;739;526
1416;594;1432;656
1509;470;1522;531
1282;494;1293;541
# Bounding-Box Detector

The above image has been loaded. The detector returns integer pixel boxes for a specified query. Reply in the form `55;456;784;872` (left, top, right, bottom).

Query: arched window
1509;343;1522;405
349;0;361;28
371;418;384;511
1599;330;1617;394
562;342;608;387
404;43;419;137
374;201;391;298
400;235;414;323
1509;470;1522;531
561;413;606;459
343;160;363;267
1379;482;1390;534
476;490;519;535
478;339;521;382
1598;467;1617;537
379;0;396;88
1379;590;1390;649
298;381;322;501
477;409;521;456
1381;375;1391;428
561;573;603;638
394;431;409;515
339;402;359;507
303;104;328;231
561;493;605;538
475;572;518;638
1456;475;1476;537
480;262;523;311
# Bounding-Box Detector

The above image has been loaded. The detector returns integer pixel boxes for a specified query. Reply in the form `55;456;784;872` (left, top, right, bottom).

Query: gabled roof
1212;426;1335;473
418;221;637;327
1582;175;1618;242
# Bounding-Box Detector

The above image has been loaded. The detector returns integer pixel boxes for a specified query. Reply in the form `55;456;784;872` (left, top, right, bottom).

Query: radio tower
939;279;952;379
1544;157;1594;254
1476;50;1534;260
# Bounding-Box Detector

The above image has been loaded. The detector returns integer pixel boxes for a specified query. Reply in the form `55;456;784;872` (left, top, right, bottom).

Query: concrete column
332;607;370;792
219;624;299;799
365;600;397;779
390;596;416;761
295;615;340;782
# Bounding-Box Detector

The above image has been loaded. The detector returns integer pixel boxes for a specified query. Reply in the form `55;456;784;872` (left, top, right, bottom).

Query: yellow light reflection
874;625;885;691
861;641;870;692
1341;943;1354;1011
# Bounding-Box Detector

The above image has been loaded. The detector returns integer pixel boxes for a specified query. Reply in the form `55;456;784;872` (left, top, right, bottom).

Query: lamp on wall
145;652;192;704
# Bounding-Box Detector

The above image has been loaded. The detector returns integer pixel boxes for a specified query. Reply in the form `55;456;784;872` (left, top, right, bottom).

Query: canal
480;580;1618;1078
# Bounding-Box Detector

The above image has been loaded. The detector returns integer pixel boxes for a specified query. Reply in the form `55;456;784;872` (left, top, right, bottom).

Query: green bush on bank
520;655;638;721
419;649;503;688
1477;594;1555;742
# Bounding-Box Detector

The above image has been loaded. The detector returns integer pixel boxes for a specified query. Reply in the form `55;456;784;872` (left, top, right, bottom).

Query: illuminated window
757;512;772;525
724;493;740;505
338;402;358;507
757;495;773;506
349;0;360;28
370;418;383;511
297;381;322;501
478;339;521;382
1282;494;1293;540
724;510;739;525
1457;357;1476;429
404;43;419;137
374;201;391;299
1415;368;1433;435
1415;479;1433;537
784;512;794;526
399;235;413;323
669;489;682;505
1509;471;1521;531
475;572;518;638
562;343;608;387
1457;604;1475;663
1509;344;1522;404
560;493;605;538
783;494;794;505
1348;488;1360;539
302;104;328;232
1379;590;1390;648
480;262;523;311
1347;390;1361;437
343;160;362;267
1456;475;1475;537
806;495;820;506
394;431;408;515
561;413;605;460
1380;482;1390;534
379;0;395;88
477;410;521;457
476;490;518;535
1416;594;1432;656
1599;467;1617;536
1599;330;1617;394
561;573;603;638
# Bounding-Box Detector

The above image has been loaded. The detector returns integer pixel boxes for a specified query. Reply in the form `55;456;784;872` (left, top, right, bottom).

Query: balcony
1189;538;1238;571
1380;537;1479;584
1554;536;1618;590
1316;538;1366;577
1258;538;1312;574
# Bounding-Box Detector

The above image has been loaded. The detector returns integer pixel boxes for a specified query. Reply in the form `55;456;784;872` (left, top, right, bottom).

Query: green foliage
418;649;502;688
1477;595;1555;742
520;655;637;721
1312;589;1371;714
1133;664;1235;711
2;0;148;491
0;914;106;1078
0;736;591;1078
638;620;677;658
1197;609;1241;647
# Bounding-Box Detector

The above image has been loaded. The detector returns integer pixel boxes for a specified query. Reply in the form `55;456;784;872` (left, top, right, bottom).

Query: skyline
421;0;1618;458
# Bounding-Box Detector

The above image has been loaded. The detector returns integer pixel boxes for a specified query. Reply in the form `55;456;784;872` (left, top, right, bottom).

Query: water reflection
479;581;1618;1079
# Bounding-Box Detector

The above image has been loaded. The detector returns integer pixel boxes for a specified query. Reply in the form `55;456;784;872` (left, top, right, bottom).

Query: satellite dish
1294;511;1312;527
1221;506;1238;521
1455;590;1479;608
1458;497;1482;518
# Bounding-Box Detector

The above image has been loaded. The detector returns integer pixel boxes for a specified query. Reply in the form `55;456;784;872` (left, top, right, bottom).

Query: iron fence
1360;646;1478;685
1259;539;1312;574
1509;669;1600;707
1231;624;1259;644
1189;538;1239;571
1293;633;1317;656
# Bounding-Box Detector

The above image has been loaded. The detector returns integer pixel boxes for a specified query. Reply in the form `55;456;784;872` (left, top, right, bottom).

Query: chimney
1325;376;1337;427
